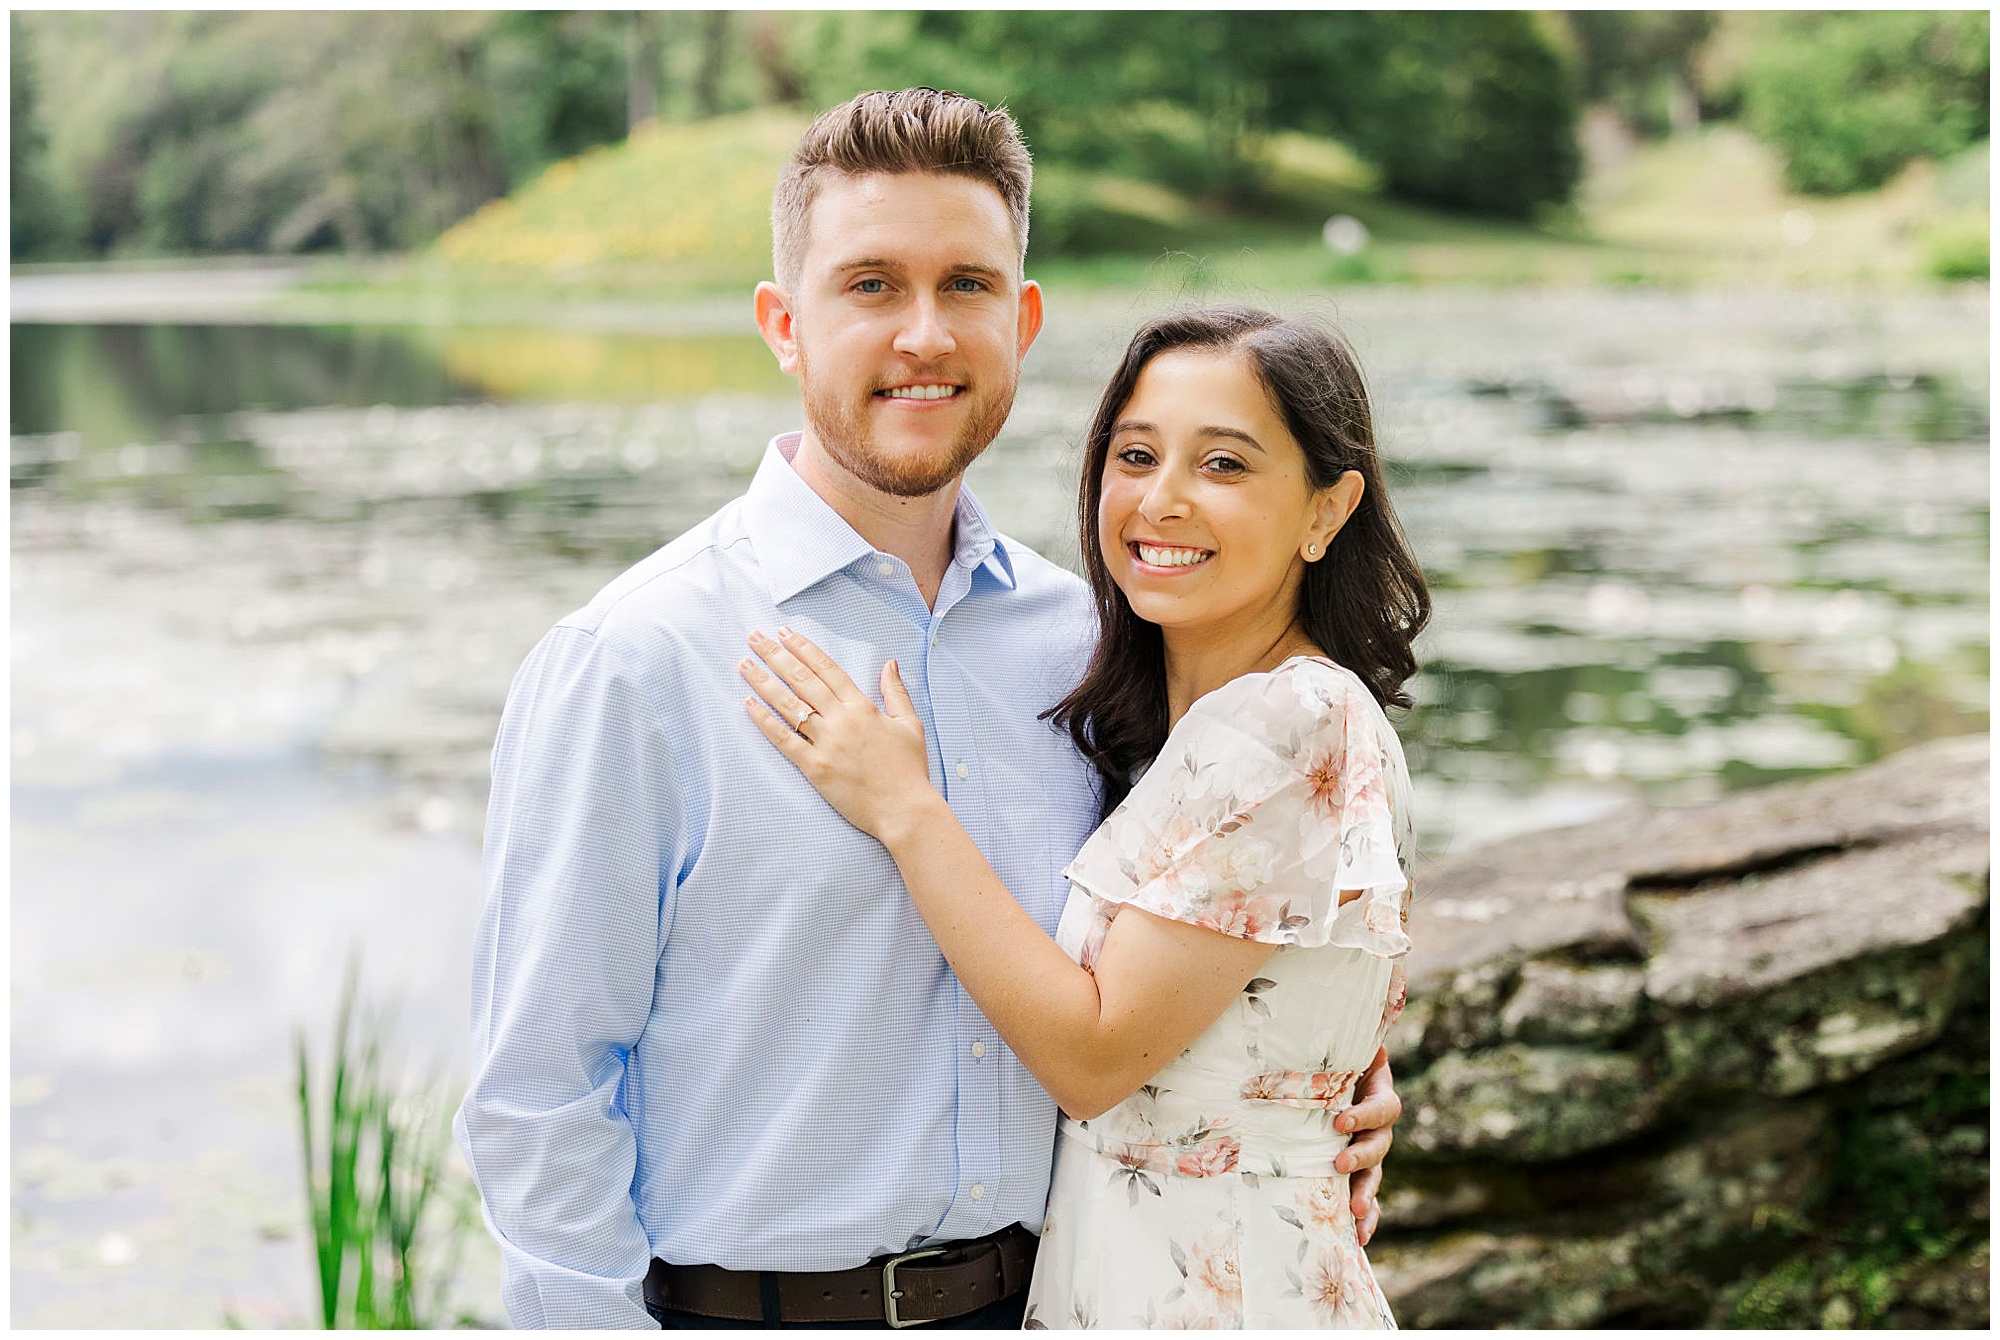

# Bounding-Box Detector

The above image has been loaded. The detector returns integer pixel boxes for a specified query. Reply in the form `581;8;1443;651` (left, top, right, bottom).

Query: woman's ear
1302;470;1365;561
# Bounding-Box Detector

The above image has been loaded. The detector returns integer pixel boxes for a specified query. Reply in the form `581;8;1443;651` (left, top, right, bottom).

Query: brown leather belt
645;1223;1037;1327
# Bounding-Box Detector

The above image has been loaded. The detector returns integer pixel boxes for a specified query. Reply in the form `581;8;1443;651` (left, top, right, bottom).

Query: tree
11;13;61;257
802;10;1582;218
1567;10;1714;136
1276;11;1583;218
626;11;661;131
483;10;629;189
235;11;510;252
1742;11;1989;195
19;10;638;255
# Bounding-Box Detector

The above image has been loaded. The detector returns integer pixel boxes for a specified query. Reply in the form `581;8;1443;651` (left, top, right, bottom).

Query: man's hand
1333;1044;1401;1247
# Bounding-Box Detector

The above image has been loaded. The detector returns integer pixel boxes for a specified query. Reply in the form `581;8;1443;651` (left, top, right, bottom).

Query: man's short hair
771;88;1032;290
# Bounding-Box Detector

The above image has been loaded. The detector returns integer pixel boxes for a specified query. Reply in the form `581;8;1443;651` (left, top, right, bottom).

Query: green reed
294;960;465;1329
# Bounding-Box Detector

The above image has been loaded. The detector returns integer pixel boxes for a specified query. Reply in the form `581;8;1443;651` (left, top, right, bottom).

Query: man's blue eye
855;279;886;294
950;278;983;292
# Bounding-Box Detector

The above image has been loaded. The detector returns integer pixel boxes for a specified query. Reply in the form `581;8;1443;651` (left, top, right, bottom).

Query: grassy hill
292;110;1986;317
429;108;809;290
1579;126;1988;286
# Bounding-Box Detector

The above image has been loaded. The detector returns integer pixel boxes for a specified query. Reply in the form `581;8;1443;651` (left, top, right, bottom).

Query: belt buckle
881;1247;949;1328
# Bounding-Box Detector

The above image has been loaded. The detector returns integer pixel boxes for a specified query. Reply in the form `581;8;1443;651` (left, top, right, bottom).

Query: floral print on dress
1381;965;1408;1033
1239;1069;1361;1109
1025;657;1414;1329
1064;657;1411;960
1099;1115;1242;1188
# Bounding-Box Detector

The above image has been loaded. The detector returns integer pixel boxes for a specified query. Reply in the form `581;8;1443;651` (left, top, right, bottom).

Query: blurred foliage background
10;9;1991;283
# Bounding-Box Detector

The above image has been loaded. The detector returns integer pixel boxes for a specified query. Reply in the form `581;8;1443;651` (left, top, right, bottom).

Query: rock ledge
1376;735;1990;1328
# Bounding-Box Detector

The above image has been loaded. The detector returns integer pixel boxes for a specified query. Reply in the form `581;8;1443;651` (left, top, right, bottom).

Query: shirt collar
949;474;1018;593
743;433;1018;606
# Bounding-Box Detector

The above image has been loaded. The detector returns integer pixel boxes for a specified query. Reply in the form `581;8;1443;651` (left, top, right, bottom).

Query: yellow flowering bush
433;110;810;283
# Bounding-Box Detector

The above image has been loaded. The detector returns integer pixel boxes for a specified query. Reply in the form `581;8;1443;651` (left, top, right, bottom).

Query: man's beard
798;349;1016;499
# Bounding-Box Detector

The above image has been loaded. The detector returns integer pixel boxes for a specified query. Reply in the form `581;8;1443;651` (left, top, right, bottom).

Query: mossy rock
1376;738;1989;1328
1399;1044;1662;1162
1714;1238;1990;1328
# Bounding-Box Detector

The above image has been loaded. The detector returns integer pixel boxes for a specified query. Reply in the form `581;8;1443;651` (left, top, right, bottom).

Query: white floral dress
1023;656;1413;1330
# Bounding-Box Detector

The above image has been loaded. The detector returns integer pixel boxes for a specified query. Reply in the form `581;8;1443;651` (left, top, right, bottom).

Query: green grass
265;119;1987;328
1581;128;1991;286
295;959;469;1329
1923;215;1989;281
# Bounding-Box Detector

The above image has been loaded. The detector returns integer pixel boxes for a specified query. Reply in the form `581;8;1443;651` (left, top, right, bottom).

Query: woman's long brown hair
1046;306;1431;817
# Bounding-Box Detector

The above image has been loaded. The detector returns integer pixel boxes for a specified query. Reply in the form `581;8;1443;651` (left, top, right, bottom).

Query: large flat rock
1397;733;1989;1154
1409;734;1989;993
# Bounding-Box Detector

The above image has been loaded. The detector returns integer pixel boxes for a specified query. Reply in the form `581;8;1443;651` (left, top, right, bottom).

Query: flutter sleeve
1062;659;1411;956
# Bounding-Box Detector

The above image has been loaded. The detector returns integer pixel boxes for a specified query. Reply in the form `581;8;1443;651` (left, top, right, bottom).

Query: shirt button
969;1183;986;1201
954;761;969;779
876;560;893;577
971;1041;987;1059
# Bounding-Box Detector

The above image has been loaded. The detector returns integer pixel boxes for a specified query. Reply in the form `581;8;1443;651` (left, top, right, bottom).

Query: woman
740;306;1430;1328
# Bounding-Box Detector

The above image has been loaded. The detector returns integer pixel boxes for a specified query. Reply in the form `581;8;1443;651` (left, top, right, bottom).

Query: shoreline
12;255;1988;333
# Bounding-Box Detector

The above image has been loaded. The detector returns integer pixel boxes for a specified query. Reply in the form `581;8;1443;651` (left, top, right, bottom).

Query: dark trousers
649;1293;1028;1330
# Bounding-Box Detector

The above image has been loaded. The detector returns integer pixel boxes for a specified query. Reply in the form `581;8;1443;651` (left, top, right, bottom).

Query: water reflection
435;326;791;402
1484;366;1988;443
11;323;483;446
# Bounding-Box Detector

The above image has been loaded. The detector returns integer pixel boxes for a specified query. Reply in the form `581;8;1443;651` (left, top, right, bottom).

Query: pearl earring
1305;543;1320;559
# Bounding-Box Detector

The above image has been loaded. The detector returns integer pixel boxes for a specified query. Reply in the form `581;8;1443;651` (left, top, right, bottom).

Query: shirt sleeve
454;622;679;1329
1061;662;1410;956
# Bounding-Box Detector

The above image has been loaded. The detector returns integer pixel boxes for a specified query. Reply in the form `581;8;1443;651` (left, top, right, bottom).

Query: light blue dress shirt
457;433;1102;1328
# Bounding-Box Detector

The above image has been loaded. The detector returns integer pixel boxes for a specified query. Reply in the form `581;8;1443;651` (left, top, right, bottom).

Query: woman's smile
1129;541;1215;573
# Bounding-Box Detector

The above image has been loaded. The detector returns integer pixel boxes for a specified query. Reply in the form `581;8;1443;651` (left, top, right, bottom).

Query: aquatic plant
294;960;466;1329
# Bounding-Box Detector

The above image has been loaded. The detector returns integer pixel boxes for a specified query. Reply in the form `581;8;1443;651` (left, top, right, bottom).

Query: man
457;87;1401;1330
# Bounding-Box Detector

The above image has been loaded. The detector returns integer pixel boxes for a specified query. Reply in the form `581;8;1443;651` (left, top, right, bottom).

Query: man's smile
875;383;964;402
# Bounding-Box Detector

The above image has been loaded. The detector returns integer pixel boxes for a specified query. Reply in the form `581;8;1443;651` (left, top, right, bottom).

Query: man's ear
1016;278;1045;361
754;282;800;377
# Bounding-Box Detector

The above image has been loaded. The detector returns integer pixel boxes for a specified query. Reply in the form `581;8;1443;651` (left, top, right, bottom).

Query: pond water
10;286;1989;1325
